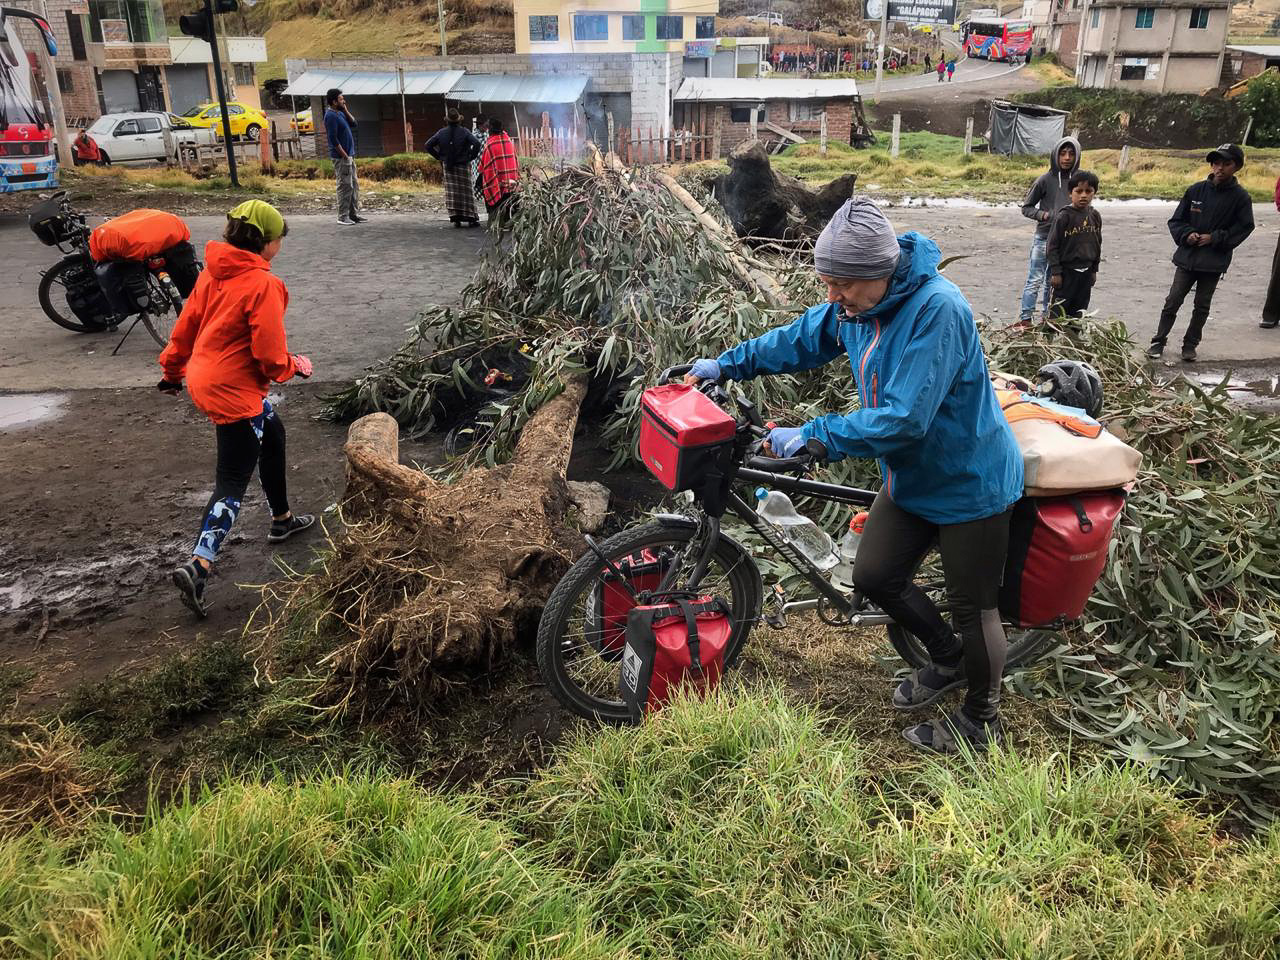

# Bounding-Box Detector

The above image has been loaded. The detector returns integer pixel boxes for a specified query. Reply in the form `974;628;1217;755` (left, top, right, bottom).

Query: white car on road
746;12;784;25
84;112;216;165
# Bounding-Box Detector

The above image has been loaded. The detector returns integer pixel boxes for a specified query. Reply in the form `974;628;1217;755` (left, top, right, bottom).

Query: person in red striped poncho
478;117;520;227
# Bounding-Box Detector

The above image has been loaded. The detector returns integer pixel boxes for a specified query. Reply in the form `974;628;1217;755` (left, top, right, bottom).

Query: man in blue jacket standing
688;198;1024;753
323;88;364;226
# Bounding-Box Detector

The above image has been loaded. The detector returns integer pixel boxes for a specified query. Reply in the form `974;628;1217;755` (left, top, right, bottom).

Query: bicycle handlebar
744;453;813;473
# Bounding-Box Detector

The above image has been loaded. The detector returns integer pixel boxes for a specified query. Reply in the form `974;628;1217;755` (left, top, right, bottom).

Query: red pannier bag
587;548;674;662
638;385;736;491
89;209;191;263
1000;490;1127;628
620;595;731;721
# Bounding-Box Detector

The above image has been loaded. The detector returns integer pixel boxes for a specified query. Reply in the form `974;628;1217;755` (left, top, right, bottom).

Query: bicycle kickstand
111;314;144;356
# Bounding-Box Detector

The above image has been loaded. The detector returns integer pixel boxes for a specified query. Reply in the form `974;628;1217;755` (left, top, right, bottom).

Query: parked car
83;112;216;165
746;12;784;25
179;101;269;141
291;108;313;135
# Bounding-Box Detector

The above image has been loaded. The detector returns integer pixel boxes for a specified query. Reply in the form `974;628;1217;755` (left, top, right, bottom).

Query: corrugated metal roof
282;69;464;98
674;77;859;101
1226;44;1280;56
446;74;588;104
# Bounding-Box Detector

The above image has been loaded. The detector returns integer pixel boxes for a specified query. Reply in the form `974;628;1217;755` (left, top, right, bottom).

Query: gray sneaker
337;216;355;226
1145;343;1164;359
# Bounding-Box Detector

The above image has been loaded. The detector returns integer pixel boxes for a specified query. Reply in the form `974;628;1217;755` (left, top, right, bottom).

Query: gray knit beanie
814;198;901;279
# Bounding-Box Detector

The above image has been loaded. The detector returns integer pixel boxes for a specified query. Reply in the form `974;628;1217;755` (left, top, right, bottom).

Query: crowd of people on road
1016;136;1271;363
767;46;950;78
322;88;520;230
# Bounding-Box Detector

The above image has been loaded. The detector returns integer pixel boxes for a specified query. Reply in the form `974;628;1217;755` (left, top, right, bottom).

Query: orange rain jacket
158;241;298;424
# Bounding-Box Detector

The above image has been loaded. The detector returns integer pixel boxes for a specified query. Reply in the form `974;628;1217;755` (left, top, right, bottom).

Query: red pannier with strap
620;595;732;721
639;385;736;492
1000;490;1127;628
587;548;674;662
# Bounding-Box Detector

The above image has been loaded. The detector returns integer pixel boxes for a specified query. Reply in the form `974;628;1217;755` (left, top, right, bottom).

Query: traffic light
177;0;239;43
178;9;213;41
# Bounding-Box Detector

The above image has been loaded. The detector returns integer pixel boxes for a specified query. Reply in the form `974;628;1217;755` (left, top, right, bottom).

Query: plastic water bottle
829;511;869;593
755;488;838;571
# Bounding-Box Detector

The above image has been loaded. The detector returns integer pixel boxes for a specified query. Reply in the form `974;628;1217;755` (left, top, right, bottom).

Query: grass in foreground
2;688;1278;958
760;132;1280;202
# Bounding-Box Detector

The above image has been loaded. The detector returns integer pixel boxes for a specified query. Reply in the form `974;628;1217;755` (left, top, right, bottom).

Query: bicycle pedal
763;583;788;630
763;610;788;630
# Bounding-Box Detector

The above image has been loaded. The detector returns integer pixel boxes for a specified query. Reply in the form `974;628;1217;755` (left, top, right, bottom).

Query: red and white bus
0;6;58;193
964;17;1033;62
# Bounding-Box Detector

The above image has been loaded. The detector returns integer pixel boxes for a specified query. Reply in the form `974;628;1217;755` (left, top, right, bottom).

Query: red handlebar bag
587;548;674;662
620;595;731;721
89;209;191;262
1000;490;1126;627
639;385;736;491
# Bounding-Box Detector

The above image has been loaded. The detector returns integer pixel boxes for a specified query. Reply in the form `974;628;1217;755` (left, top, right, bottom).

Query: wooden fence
616;108;720;165
514;125;585;159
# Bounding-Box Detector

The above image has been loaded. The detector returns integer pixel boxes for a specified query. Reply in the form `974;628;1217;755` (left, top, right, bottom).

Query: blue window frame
573;13;608;40
1134;7;1154;28
656;14;683;39
1188;7;1208;28
695;15;715;38
623;14;645;39
529;14;558;41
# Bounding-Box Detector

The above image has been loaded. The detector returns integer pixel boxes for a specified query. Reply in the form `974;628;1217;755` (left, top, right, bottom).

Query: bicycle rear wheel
886;622;1060;672
536;520;763;723
141;273;181;347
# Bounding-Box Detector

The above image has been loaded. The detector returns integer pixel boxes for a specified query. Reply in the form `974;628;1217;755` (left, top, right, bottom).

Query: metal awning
674;77;859;101
446;74;588;104
282;69;464;98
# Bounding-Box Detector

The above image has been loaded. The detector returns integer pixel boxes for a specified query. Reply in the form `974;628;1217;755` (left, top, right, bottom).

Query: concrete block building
673;77;865;153
512;0;717;55
1073;0;1230;92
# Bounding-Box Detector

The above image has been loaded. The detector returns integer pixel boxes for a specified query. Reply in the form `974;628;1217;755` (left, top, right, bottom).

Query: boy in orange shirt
158;200;315;616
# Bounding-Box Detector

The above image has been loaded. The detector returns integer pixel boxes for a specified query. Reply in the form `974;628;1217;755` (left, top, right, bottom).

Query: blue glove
767;426;806;458
689;358;721;382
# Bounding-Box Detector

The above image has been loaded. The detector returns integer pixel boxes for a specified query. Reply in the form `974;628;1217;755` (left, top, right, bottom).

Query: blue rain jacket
716;232;1023;525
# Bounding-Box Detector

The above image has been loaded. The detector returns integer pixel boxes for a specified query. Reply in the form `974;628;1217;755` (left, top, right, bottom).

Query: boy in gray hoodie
1017;136;1081;325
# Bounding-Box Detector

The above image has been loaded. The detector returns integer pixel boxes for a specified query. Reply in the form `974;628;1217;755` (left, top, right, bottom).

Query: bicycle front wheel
141;273;181;348
536;520;763;723
37;255;107;333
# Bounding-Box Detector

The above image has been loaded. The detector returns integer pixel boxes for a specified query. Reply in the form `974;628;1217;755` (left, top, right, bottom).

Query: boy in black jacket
1047;170;1102;320
1148;143;1255;362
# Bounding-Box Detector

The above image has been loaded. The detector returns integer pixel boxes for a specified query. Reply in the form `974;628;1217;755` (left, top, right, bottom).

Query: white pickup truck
83;111;218;165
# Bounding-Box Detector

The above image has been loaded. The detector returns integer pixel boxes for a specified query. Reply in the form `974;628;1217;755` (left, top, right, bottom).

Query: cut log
282;374;591;711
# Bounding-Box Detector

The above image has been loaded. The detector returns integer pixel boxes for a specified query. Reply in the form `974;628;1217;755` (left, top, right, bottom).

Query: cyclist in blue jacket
688;198;1024;752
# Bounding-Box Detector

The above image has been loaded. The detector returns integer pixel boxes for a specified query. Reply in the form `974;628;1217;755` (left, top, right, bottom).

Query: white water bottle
829;511;869;593
755;488;838;571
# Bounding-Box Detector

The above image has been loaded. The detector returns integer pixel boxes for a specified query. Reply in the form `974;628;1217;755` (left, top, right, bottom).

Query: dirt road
2;201;1278;708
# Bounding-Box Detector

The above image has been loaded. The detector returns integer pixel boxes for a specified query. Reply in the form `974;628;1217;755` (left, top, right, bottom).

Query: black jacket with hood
1167;175;1255;275
1021;136;1081;239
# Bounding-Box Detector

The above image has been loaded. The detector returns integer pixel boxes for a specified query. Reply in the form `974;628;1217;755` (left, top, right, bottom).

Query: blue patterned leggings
193;400;290;563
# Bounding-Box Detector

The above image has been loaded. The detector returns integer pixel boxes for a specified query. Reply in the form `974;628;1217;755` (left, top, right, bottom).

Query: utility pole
36;2;72;167
437;0;447;55
180;0;239;186
874;0;889;94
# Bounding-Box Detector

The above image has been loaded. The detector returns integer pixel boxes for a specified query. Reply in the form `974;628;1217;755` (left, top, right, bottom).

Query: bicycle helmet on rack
1034;359;1104;419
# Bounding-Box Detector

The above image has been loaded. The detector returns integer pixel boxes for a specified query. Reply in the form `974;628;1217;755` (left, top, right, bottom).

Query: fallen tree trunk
263;374;590;713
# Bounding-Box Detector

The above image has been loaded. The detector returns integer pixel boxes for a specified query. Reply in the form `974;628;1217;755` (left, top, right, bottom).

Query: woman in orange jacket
158;200;315;617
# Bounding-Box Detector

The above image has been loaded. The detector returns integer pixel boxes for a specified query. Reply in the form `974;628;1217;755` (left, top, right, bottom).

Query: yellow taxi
180;101;269;141
291;108;314;135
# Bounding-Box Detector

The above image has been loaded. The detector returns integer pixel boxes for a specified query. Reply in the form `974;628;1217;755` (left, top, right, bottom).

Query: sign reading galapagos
865;0;956;24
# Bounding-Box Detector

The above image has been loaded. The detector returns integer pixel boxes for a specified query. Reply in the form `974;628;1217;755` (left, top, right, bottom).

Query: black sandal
892;661;965;712
903;709;1003;754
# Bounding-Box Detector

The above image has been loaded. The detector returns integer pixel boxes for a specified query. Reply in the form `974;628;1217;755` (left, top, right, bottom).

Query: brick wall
710;98;856;156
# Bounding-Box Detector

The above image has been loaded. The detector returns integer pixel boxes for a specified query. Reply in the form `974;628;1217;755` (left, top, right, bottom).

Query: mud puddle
0;392;66;431
0;544;167;624
1189;370;1280;412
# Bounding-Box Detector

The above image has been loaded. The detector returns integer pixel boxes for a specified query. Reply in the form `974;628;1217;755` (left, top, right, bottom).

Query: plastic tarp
988;100;1067;157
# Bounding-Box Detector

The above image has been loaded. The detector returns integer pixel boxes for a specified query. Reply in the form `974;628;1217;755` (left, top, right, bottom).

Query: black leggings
192;400;289;563
852;491;1013;723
